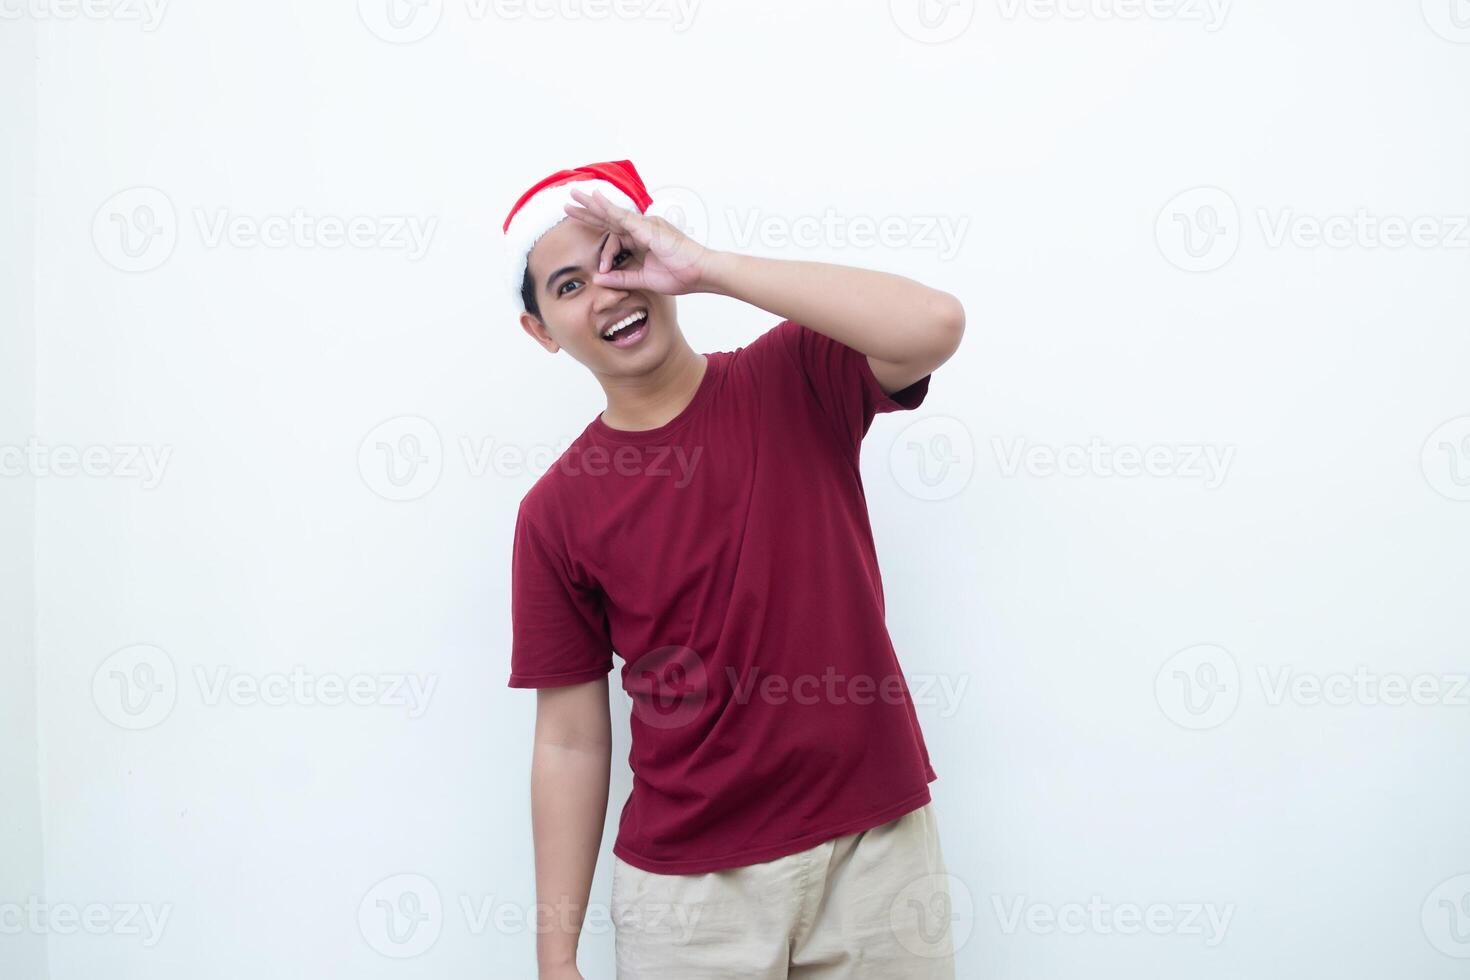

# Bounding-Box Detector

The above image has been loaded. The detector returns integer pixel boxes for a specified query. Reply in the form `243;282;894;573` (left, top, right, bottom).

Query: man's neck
598;342;708;433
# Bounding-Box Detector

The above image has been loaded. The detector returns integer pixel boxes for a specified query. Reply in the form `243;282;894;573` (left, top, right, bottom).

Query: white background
4;0;1470;977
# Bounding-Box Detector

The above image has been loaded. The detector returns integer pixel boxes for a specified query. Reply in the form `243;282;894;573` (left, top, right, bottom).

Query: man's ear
519;311;559;354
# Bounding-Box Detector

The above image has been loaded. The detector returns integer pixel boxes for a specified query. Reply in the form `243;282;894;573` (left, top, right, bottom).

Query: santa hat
501;159;654;311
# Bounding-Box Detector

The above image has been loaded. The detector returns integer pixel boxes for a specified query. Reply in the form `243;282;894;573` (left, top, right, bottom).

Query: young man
504;160;965;979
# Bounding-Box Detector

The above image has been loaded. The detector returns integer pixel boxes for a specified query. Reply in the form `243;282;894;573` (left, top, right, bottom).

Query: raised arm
558;186;966;397
531;677;612;980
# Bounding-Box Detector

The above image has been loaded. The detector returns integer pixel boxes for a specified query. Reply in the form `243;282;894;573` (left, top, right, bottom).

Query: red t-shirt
508;318;938;874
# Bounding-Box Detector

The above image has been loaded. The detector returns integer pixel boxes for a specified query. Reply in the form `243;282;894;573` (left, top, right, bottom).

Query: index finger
598;230;623;274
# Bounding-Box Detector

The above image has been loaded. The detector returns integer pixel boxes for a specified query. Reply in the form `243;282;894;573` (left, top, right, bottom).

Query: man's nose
591;282;630;310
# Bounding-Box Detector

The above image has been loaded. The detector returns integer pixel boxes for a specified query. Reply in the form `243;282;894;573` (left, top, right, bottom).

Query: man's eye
556;250;634;297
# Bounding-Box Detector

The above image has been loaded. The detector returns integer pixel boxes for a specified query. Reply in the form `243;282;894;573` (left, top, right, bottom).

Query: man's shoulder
722;319;802;381
734;319;798;355
517;423;598;526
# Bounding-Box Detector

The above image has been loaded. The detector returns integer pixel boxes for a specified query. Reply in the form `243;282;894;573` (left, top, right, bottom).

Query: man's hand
562;187;719;296
539;965;586;980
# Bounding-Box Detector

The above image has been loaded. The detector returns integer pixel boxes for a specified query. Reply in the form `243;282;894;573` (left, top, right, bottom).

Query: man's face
519;216;677;376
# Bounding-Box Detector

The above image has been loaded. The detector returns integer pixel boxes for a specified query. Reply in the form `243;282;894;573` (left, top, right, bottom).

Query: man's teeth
603;310;647;338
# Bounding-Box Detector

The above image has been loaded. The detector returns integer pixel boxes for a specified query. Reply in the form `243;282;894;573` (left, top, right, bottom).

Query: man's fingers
565;189;688;269
585;188;627;217
575;188;644;236
569;187;621;219
561;202;607;230
592;269;636;290
598;231;622;274
564;190;647;252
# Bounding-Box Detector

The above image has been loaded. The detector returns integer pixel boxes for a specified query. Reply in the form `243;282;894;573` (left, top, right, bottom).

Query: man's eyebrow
544;232;611;292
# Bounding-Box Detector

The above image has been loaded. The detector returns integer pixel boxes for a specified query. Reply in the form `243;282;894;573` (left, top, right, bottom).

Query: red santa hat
501;159;654;311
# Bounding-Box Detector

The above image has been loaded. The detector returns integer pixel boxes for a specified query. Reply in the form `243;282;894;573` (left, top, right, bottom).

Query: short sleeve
508;506;614;688
775;320;930;456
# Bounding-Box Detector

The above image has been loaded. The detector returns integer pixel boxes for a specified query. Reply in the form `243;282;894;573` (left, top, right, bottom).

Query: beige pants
611;803;956;978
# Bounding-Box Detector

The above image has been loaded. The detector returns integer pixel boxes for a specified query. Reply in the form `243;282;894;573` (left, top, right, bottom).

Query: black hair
521;266;540;319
